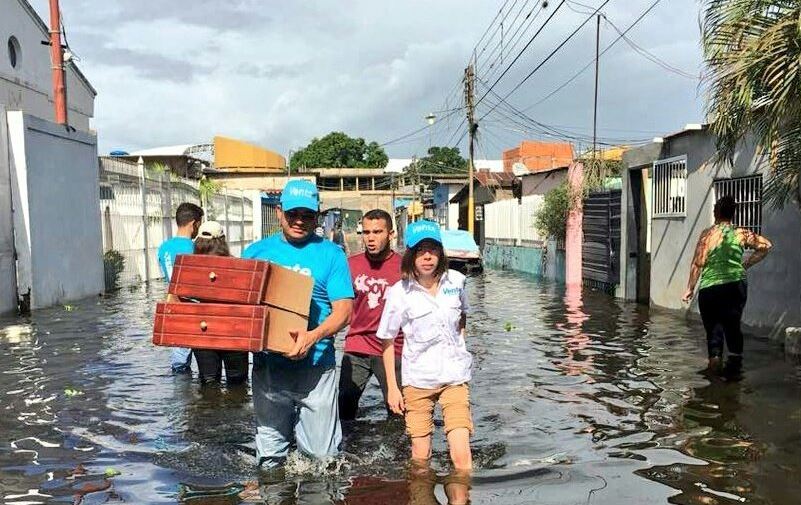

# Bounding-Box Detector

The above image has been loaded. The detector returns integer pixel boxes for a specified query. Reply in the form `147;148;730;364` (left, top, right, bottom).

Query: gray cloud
29;0;706;157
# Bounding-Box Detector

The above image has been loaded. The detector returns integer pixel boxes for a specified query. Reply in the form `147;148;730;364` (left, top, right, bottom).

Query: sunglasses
285;209;317;222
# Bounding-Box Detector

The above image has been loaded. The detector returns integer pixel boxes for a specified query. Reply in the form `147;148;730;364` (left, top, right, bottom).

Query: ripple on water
0;271;799;503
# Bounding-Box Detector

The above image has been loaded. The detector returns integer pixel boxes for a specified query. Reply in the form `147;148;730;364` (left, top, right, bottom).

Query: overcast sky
30;0;706;159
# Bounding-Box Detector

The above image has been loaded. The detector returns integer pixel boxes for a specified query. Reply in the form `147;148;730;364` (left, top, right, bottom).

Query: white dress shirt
377;269;472;389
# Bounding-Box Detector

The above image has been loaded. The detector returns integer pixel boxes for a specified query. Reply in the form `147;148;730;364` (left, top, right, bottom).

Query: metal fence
99;157;254;290
483;195;545;246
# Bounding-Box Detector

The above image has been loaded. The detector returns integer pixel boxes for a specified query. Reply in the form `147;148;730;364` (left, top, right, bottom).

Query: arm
682;230;709;303
377;285;405;413
382;339;404;414
288;249;355;359
288;299;352;360
741;230;773;269
459;314;467;338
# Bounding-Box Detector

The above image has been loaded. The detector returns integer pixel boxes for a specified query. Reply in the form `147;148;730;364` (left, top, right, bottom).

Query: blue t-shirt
242;233;354;368
157;237;194;282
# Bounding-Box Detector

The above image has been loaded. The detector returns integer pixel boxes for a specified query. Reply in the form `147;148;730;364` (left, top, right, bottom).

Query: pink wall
565;162;583;286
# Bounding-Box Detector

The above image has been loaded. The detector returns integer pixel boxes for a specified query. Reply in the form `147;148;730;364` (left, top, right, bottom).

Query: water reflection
0;272;799;504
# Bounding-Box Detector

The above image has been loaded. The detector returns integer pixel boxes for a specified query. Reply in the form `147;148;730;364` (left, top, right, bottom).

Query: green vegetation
418;146;467;174
534;182;570;241
103;249;125;291
702;1;801;209
290;132;388;170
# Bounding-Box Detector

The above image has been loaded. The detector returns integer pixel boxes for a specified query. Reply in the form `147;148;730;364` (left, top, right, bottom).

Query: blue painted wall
484;243;565;283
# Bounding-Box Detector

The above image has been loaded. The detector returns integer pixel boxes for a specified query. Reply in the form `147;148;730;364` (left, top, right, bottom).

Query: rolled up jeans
252;354;341;468
170;347;193;373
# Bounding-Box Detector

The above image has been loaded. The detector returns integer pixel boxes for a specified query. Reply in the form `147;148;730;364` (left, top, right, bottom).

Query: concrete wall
7;111;103;310
0;0;94;130
484;241;565;283
619;142;663;301
649;129;801;331
0;104;17;313
521;168;567;196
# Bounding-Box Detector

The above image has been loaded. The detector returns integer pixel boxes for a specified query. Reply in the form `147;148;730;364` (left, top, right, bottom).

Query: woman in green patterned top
682;196;772;376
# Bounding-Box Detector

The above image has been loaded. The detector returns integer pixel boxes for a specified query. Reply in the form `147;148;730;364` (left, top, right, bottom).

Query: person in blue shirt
243;180;354;468
157;202;203;374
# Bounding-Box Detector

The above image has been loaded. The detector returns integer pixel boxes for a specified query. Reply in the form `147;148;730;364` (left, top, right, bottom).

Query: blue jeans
170;347;193;373
252;354;341;468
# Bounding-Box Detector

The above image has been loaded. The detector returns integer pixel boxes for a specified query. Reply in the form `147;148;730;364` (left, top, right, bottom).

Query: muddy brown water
1;270;799;504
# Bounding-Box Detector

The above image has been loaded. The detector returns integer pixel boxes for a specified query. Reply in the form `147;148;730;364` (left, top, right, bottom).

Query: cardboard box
262;263;314;354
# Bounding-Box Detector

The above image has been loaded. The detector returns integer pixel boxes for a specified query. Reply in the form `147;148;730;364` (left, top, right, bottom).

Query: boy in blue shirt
243;180;354;468
157;202;203;373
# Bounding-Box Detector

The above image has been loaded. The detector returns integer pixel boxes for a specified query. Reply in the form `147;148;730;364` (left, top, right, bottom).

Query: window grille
713;175;763;233
652;155;687;217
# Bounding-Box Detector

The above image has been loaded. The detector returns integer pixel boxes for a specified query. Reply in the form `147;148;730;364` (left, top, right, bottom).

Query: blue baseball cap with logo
280;179;319;211
405;220;442;248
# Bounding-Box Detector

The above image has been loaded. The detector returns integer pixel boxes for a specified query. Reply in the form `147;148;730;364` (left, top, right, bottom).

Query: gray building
619;125;801;333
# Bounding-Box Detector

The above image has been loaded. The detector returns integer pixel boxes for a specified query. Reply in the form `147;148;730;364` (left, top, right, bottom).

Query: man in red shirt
339;209;403;420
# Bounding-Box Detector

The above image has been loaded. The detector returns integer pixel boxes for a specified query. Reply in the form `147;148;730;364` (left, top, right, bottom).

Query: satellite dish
512;162;530;177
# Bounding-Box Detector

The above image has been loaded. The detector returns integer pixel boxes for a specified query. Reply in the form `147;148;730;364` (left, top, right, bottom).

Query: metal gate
582;189;621;290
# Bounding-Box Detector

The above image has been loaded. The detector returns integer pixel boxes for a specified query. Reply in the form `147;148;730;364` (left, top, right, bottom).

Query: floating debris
64;388;84;397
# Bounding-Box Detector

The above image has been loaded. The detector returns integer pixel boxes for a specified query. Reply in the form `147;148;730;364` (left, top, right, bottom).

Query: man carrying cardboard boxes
242;179;354;468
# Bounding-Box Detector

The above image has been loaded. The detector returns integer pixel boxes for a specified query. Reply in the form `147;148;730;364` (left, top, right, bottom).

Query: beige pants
403;383;473;438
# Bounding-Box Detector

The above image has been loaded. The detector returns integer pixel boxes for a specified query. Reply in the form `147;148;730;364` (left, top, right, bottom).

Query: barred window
652;155;687;217
713;175;763;234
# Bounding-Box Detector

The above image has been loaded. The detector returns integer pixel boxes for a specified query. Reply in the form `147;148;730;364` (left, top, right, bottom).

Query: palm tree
702;0;801;209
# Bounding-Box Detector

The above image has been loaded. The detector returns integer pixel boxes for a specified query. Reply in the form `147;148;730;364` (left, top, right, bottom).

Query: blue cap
405;220;442;248
280;179;319;211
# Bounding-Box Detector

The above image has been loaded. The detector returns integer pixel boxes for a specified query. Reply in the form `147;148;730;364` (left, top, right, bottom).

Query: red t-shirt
345;251;403;356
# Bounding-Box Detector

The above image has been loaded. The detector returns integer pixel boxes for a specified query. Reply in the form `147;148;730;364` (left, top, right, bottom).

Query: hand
681;289;694;303
286;329;317;360
387;387;405;415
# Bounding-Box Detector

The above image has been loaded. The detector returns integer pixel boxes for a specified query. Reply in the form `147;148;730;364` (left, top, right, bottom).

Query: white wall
8;111;103;310
649;130;801;332
0;0;94;130
0;104;17;313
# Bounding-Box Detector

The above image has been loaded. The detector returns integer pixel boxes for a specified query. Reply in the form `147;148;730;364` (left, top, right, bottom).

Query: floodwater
1;270;800;504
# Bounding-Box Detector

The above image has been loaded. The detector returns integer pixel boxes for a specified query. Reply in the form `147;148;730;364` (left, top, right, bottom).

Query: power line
479;1;548;85
479;0;613;121
477;0;535;75
475;0;569;108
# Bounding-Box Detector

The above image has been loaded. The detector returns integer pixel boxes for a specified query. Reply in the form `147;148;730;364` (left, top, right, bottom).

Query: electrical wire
475;0;569;109
523;0;664;111
479;0;612;121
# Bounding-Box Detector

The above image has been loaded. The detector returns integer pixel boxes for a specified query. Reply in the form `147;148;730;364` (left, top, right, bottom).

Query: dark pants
193;349;249;385
338;352;402;420
698;280;748;360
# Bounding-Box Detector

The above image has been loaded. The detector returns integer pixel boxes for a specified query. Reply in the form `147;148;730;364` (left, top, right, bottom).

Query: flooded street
1;270;800;504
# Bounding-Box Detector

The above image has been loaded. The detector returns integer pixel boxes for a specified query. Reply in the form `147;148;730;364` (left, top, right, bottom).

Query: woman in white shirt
377;220;473;471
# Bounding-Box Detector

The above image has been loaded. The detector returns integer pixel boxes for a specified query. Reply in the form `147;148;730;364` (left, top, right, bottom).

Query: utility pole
592;14;601;160
464;63;476;234
49;0;67;125
411;155;418;223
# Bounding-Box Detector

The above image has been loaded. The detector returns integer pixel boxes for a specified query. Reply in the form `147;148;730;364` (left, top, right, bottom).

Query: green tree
702;0;801;208
418;146;468;174
535;183;570;241
290;132;388;170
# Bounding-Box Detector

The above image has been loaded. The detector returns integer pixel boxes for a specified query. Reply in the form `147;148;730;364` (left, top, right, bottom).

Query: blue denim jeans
252;354;341;468
170;347;193;373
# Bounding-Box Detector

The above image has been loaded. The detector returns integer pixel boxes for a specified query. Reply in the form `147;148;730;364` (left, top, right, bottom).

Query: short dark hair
401;239;448;281
714;195;737;221
362;209;393;230
176;203;203;227
194;236;230;257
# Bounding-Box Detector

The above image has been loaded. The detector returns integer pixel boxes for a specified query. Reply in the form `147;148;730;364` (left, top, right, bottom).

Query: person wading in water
682;196;772;378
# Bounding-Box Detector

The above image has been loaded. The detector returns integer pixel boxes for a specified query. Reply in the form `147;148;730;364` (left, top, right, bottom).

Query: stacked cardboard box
152;255;314;354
